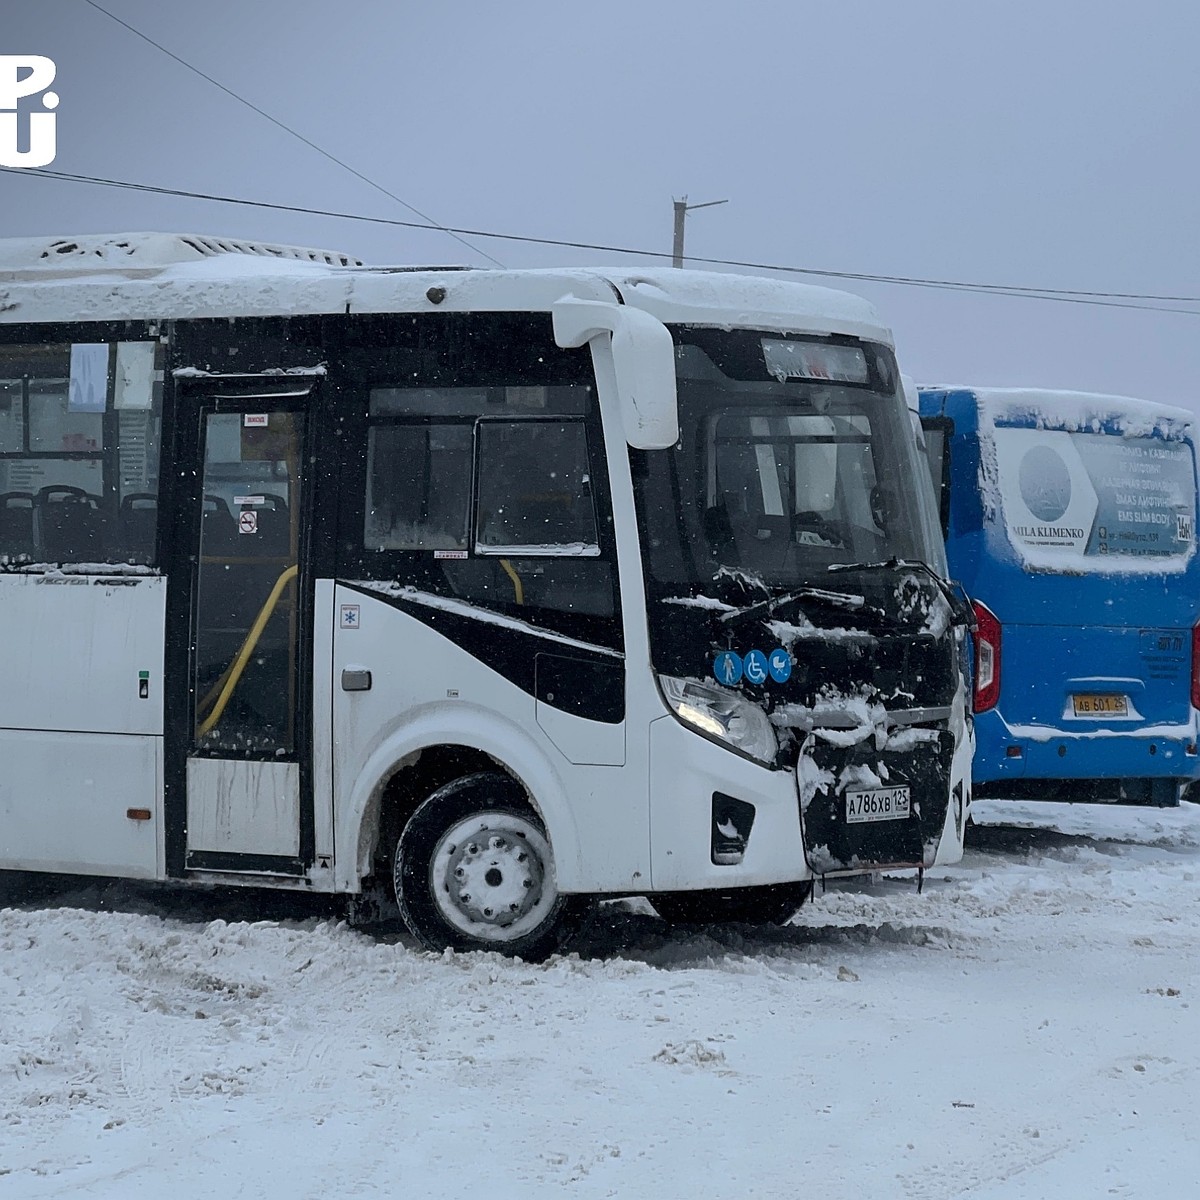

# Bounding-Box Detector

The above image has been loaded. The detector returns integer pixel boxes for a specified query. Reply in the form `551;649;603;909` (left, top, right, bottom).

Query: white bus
0;232;971;957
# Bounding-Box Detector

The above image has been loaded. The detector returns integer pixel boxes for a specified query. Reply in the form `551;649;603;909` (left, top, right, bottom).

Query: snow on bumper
797;727;962;874
647;709;968;891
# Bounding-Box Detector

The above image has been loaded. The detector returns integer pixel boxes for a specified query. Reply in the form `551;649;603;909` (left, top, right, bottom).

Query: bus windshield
991;425;1197;569
633;328;947;599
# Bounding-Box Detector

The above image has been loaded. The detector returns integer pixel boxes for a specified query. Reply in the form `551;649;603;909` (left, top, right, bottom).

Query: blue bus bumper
973;709;1200;786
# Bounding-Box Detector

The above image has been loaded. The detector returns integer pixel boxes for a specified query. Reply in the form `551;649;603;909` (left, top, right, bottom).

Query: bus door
167;381;317;877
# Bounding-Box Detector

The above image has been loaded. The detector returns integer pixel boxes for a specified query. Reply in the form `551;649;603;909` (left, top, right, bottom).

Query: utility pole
671;195;728;268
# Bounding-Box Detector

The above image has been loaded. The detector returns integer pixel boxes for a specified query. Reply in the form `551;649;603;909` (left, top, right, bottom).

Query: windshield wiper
718;585;888;629
827;558;975;630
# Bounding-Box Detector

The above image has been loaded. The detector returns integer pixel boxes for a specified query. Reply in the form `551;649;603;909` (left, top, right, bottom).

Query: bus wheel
649;882;813;928
394;772;573;959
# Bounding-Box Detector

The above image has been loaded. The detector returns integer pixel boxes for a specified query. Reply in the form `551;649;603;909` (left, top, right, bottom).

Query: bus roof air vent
0;232;363;274
367;264;473;273
177;235;363;267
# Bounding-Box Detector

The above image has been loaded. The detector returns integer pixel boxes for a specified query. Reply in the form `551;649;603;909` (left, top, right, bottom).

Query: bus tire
394;771;576;959
649;882;813;928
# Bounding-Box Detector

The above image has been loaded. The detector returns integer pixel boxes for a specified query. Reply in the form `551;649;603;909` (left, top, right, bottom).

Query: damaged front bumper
647;696;970;892
793;704;966;874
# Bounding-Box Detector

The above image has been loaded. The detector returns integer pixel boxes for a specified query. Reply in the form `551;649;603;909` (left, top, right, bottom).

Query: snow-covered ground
2;800;1199;1199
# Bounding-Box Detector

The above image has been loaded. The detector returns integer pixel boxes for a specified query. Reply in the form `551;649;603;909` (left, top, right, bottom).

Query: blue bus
917;387;1200;806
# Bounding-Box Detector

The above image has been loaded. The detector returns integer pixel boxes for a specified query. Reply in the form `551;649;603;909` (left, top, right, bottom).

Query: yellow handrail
499;557;524;605
196;564;298;738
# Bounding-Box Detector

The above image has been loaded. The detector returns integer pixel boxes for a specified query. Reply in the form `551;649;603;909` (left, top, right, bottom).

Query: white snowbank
2;798;1199;1197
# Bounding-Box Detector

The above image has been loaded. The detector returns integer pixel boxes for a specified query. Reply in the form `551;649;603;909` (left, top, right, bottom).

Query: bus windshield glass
632;328;947;598
991;425;1197;568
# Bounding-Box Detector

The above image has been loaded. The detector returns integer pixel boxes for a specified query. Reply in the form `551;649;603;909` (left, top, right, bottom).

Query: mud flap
797;731;956;873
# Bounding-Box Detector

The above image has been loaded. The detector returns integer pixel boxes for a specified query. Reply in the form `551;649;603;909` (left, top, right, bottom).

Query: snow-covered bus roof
929;385;1193;440
0;231;893;346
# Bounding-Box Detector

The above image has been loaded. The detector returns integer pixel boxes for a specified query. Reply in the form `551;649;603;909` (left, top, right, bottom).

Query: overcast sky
3;1;1199;412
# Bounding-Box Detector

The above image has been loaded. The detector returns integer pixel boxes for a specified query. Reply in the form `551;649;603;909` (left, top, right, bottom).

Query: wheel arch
335;705;580;893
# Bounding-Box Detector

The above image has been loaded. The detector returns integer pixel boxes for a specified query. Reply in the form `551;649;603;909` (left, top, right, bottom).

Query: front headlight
658;675;779;765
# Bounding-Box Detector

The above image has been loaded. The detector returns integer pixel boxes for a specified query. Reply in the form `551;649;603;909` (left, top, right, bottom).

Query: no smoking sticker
238;510;258;535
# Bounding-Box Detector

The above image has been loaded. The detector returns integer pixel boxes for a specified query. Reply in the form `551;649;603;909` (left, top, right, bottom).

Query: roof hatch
0;231;363;274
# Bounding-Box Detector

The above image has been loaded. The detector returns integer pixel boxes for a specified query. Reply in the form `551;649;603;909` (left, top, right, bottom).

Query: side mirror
553;296;679;450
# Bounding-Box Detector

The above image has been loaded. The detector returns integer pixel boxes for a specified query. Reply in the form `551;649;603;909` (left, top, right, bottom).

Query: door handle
341;668;372;692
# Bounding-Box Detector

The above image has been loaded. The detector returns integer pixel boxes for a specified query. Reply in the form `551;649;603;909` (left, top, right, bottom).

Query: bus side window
472;419;615;620
357;381;618;631
0;342;163;567
475;420;598;553
364;422;472;551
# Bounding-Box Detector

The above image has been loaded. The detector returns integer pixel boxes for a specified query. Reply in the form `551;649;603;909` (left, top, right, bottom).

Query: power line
78;0;504;268
6;163;1200;318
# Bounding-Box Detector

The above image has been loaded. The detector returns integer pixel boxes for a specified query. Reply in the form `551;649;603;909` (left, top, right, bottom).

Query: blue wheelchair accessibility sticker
713;650;743;686
743;649;769;686
768;647;792;683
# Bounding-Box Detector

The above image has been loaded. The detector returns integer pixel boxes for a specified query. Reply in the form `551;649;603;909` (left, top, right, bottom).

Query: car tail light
973;601;1001;713
1192;622;1200;710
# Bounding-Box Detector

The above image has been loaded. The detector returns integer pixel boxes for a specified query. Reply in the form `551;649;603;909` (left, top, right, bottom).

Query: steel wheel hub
430;812;556;942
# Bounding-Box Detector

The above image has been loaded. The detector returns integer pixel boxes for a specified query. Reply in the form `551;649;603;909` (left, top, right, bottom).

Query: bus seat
0;491;35;559
119;492;158;563
32;486;106;562
248;504;291;556
200;495;237;556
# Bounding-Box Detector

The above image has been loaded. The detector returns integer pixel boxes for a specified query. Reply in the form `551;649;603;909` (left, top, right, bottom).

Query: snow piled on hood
772;694;886;744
